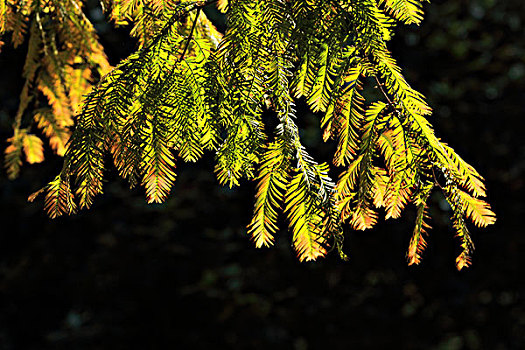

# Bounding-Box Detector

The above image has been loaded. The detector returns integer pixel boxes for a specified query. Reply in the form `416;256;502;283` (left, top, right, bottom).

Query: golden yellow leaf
22;133;44;164
456;251;472;271
457;189;496;227
372;168;389;208
217;0;229;13
4;134;23;179
349;205;378;231
45;175;77;219
0;1;7;33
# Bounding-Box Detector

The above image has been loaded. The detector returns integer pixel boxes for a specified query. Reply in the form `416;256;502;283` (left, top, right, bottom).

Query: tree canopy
0;0;495;269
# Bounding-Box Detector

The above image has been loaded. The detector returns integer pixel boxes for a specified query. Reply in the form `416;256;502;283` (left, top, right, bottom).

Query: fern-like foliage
2;0;495;269
2;0;111;179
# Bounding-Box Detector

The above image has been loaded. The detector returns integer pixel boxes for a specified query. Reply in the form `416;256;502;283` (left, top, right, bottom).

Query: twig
373;73;396;111
179;7;201;63
432;165;445;190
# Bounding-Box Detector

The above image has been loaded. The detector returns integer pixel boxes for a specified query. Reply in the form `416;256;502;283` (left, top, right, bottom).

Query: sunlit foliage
1;0;111;179
1;0;495;269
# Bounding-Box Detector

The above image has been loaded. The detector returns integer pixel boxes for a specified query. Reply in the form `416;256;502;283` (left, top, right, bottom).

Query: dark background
1;1;523;349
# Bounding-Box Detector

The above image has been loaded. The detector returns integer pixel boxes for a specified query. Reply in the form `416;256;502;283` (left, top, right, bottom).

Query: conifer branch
0;0;494;268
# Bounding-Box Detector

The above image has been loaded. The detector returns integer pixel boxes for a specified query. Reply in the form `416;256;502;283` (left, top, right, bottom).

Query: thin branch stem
178;7;201;63
373;73;396;110
432;165;445;191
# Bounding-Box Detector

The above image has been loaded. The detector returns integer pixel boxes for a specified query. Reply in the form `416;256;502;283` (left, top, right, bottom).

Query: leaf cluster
1;0;111;179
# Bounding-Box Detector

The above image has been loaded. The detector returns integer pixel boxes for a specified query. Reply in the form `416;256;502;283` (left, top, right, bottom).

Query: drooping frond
375;51;432;117
4;127;44;179
217;0;229;13
306;43;331;112
341;101;389;231
33;108;70;156
336;155;362;221
140;117;178;204
329;63;366;167
22;133;44;164
269;44;339;260
452;213;475;271
377;118;413;219
457;189;496;228
379;0;426;25
214;2;269;187
43;175;77;219
0;1;7;36
285;165;331;262
247;141;289;248
406;183;433;265
442;143;487;198
4;131;24;180
442;182;477;271
2;0;111;178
